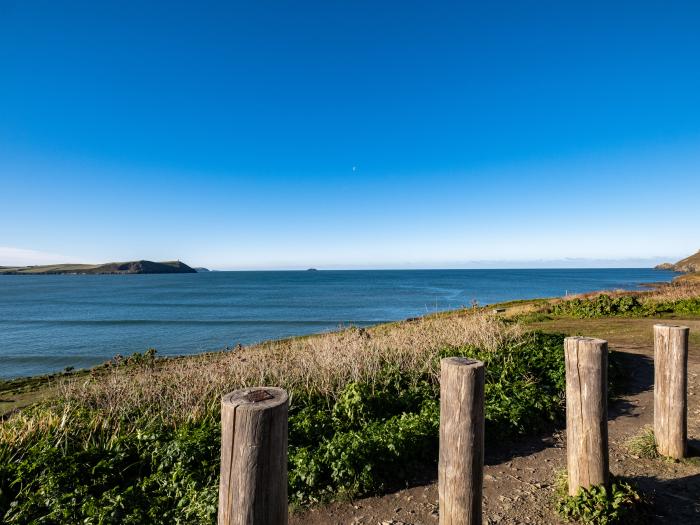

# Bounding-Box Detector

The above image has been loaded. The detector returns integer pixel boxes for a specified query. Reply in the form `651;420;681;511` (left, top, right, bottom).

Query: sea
0;268;677;379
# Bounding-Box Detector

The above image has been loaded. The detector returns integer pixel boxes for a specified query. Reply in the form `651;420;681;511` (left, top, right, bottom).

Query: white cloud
0;246;78;267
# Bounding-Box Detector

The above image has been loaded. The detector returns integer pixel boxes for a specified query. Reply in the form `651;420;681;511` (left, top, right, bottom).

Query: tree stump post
654;324;689;459
439;357;485;525
564;337;609;495
218;387;288;525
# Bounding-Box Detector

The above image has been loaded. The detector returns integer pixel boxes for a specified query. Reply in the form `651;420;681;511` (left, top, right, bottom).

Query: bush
551;294;700;318
556;474;651;524
0;420;220;524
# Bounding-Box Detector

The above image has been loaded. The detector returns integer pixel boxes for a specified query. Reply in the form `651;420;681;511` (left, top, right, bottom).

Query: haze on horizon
1;2;699;270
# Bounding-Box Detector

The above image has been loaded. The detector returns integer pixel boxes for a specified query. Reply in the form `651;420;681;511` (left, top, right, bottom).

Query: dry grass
0;311;524;446
645;278;700;302
547;278;700;305
677;272;700;284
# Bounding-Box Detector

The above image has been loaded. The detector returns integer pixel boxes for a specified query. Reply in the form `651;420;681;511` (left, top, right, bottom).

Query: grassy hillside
0;260;196;275
655;249;700;273
677;271;700;284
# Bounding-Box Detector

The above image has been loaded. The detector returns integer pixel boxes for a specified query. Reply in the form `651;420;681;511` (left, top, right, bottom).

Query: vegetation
0;311;578;523
626;426;659;459
555;471;650;525
550;293;700;318
488;277;700;322
288;332;567;504
543;277;700;319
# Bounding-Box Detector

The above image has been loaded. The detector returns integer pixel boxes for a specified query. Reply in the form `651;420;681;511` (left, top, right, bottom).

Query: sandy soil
291;318;700;525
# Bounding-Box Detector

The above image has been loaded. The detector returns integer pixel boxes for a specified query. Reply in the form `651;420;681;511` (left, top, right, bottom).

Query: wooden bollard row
217;324;690;524
215;361;489;525
562;324;691;496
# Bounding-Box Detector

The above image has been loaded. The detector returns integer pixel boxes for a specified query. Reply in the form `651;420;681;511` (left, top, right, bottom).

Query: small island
0;260;197;275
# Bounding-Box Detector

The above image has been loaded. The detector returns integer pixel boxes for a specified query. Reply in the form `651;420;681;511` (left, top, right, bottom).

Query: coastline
2;274;696;415
0;268;680;381
2;275;699;522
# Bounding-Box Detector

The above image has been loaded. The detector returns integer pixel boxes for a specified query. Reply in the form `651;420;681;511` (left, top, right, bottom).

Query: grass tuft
625;426;659;459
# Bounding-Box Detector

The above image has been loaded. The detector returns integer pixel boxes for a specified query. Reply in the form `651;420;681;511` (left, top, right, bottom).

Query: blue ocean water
0;269;676;379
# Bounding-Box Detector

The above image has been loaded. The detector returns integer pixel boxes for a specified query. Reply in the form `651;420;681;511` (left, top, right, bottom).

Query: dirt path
291;318;700;525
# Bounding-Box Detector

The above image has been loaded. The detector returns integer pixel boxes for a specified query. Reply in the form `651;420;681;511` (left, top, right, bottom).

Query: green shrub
551;294;700;318
0;420;220;524
652;297;700;315
551;295;641;318
556;474;650;524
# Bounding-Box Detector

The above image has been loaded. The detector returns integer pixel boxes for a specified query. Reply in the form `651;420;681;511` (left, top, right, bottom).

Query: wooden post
654;324;689;459
218;387;288;525
564;337;609;495
439;357;485;525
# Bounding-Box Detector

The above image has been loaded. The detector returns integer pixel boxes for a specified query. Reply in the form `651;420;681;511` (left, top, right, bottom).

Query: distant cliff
655;250;700;273
0;260;197;275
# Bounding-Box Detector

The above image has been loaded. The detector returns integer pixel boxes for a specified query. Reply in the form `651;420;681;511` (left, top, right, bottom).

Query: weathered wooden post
564;337;609;495
218;387;288;525
654;324;689;459
439;357;485;525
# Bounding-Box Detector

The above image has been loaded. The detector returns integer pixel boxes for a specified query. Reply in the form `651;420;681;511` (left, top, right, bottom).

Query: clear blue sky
1;1;699;269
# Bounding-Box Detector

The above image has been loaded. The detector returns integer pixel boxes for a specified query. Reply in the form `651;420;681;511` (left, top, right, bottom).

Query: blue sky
1;1;699;269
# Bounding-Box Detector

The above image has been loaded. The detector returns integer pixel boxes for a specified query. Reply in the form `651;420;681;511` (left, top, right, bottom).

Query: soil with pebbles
291;318;700;525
